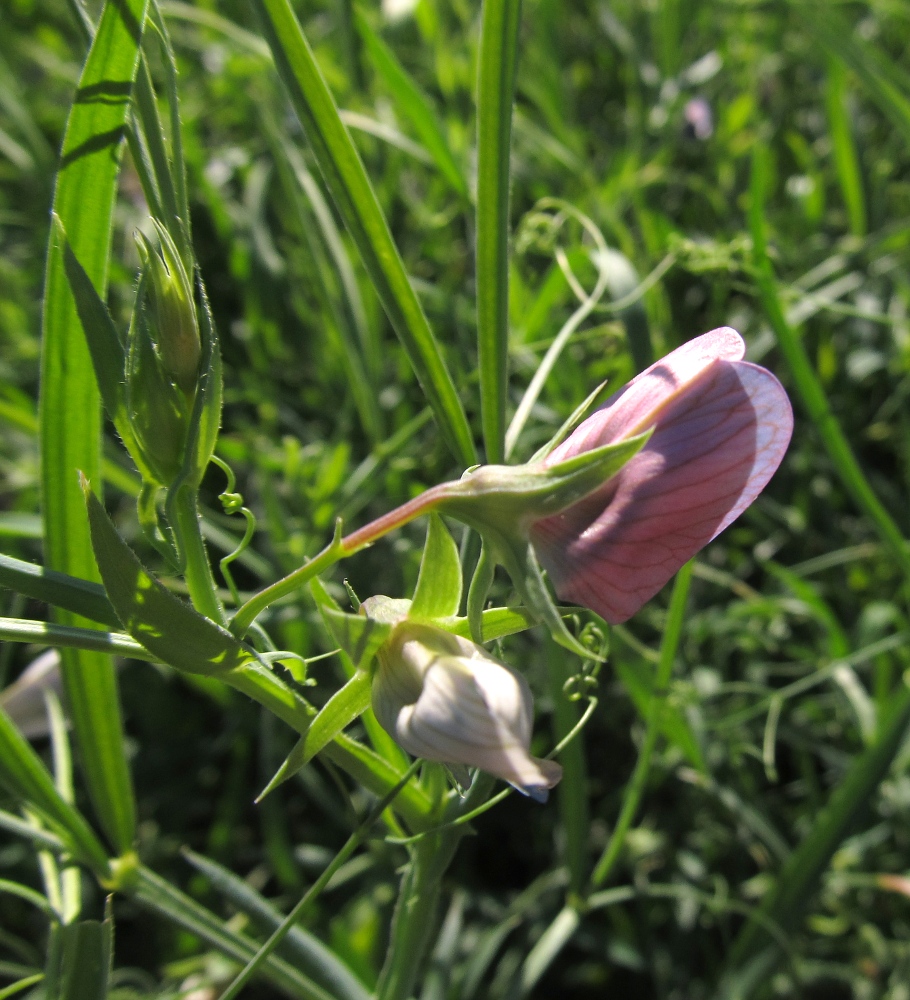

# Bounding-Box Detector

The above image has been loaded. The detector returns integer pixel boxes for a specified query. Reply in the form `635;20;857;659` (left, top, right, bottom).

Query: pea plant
1;1;909;998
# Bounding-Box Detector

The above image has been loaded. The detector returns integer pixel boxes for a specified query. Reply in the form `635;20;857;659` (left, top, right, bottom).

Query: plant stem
230;489;444;638
590;560;693;888
170;485;225;625
219;761;422;1000
375;833;447;1000
0;617;153;661
376;774;491;1000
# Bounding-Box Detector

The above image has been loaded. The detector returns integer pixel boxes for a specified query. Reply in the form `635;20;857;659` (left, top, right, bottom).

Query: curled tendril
562;618;607;702
211;455;258;606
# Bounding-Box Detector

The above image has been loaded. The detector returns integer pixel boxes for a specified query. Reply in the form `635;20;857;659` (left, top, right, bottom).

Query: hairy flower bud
136;223;200;395
372;622;562;802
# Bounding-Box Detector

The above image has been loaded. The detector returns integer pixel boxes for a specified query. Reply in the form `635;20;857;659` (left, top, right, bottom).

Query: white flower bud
372;623;562;802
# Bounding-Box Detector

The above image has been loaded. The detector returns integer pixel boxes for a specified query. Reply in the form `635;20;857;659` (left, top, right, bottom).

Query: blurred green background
3;0;910;997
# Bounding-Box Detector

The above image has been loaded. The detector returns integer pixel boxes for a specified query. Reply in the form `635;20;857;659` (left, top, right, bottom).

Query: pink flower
529;328;793;624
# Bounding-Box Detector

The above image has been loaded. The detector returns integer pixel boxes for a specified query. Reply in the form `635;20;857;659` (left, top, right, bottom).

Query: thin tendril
211;454;258;605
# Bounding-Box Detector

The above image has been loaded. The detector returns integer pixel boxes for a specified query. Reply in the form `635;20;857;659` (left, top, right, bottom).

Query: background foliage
2;0;910;997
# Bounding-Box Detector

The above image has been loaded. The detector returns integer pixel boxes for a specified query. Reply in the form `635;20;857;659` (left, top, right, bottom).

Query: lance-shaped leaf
59;223;139;471
257;671;373;800
409;514;462;621
310;579;410;769
84;483;246;675
256;598;395;797
251;0;476;466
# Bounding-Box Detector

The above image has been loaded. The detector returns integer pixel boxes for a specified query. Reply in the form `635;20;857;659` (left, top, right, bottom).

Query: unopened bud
371;622;562;802
125;304;190;484
136;222;200;394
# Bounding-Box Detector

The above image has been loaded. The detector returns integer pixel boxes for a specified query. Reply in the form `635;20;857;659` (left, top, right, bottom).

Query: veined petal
371;623;562;800
548;327;746;458
531;355;792;623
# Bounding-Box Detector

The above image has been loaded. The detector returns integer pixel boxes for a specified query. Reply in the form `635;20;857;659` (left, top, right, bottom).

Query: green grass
1;0;910;997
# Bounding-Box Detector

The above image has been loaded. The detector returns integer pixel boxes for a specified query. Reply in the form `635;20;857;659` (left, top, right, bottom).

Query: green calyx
428;437;649;659
434;431;650;538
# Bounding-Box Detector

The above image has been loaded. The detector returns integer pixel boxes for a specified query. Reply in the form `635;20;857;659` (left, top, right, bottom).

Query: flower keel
372;623;562;802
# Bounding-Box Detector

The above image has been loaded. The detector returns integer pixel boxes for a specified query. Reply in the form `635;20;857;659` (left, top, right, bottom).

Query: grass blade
131;866;335;1000
825;56;866;237
476;0;522;463
39;0;149;856
354;10;468;200
252;0;476;466
59;919;112;1000
0;704;109;874
718;682;910;994
749;148;910;583
182;848;371;1000
0;617;153;662
0;553;119;629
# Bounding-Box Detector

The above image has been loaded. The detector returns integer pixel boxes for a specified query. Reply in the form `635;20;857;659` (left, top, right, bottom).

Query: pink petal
530;343;792;624
547;327;746;460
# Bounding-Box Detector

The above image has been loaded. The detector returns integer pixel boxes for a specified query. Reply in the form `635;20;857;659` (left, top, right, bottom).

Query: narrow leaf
39;0;150;855
321;735;433;827
182;849;371;1000
84;485;247;675
59;919;111;1000
309;578;409;769
132;866;336;1000
0;617;153;662
476;0;522;463
409;513;462;620
258;671;372;799
251;0;476;465
0;553;120;629
0;704;109;874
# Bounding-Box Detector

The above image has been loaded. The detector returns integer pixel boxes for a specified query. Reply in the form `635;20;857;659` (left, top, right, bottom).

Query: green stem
230;488;445;638
376;775;491;1000
170;486;225;625
375;834;447;1000
590;561;693;888
219;761;422;1000
476;0;522;464
0;617;153;661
